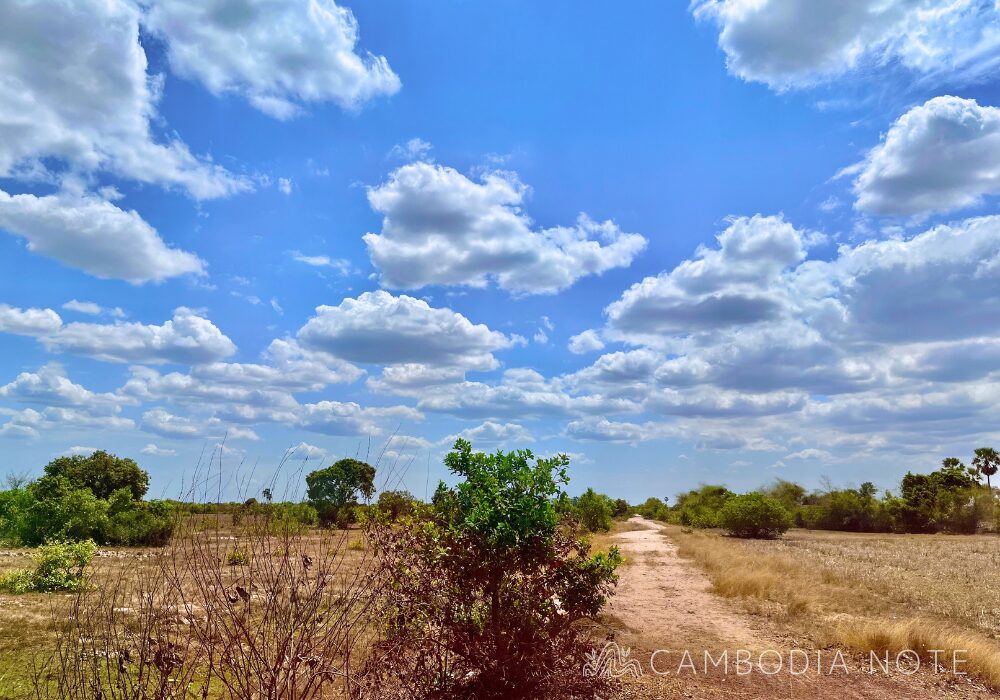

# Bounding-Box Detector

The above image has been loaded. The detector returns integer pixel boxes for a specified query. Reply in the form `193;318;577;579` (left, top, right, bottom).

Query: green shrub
0;540;97;593
227;547;249;566
575;488;613;532
718;493;791;539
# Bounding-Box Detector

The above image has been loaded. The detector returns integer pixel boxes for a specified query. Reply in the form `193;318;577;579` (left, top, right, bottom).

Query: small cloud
288;441;326;459
784;448;833;462
568;329;605;354
270;297;284;315
819;196;843;213
533;328;549;344
278;177;293;195
388;137;433;162
64;445;97;456
62;299;125;318
141;443;176;456
290;251;355;276
541;315;554;331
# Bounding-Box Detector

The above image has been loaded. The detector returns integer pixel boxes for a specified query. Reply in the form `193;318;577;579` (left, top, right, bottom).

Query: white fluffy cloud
606;215;815;344
43;308;236;364
0;304;62;336
0;190;205;283
142;0;400;119
298;291;516;370
0;364;131;415
363;163;647;294
447;421;534;445
853;96;1000;217
62;300;125;318
693;0;1000;90
568;329;605;354
0;0;246;198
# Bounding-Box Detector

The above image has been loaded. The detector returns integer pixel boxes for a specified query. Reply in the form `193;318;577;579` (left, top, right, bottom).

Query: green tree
305;458;376;527
718;493;792;539
575;488;613;532
972;448;999;490
377;489;416;521
43;450;148;500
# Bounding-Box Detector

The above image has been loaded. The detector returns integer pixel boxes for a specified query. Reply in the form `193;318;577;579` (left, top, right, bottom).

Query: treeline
0;451;175;546
636;449;1000;536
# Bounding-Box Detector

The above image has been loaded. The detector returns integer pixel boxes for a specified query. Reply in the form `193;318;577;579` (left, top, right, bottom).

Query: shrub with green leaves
575;487;613;532
0;539;97;593
363;440;623;699
718;493;792;539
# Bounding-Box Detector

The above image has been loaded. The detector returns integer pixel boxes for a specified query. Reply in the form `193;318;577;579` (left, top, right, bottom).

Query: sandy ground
605;517;998;700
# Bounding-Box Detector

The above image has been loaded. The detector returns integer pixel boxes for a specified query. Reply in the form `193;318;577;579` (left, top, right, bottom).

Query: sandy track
605;517;997;700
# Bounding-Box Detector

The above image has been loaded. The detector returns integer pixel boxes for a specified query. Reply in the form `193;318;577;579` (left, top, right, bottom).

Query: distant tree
611;498;631;518
43;451;148;500
306;458;376;527
262;487;273;503
972;448;1000;490
377;490;416;522
718;493;791;539
575;488;613;532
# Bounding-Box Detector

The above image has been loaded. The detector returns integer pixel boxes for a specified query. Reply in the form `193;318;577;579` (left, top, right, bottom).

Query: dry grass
667;525;1000;687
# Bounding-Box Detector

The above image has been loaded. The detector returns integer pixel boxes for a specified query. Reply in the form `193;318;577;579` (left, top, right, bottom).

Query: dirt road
604;517;996;699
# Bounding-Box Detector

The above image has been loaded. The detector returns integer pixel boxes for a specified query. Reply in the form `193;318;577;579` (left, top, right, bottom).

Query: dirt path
604;517;997;700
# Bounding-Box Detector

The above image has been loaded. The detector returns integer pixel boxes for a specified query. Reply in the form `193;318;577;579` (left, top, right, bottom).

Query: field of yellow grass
667;525;1000;687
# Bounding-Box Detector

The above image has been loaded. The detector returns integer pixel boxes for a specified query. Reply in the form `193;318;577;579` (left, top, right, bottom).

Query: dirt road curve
605;517;997;700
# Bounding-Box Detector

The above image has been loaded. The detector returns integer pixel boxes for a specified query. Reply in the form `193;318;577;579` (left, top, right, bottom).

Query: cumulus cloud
692;0;1000;90
606;215;816;344
0;0;246;198
297;291;516;370
388;138;433;161
0;190;205;283
446;421;534;445
142;0;400;119
141;408;259;440
568;329;605;354
288;441;326;459
0;304;62;336
40;307;237;364
363;162;647;294
0;406;134;439
0;364;131;415
853;96;1000;217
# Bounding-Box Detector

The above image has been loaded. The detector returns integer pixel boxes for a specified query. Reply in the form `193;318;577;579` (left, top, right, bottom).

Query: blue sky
3;0;1000;502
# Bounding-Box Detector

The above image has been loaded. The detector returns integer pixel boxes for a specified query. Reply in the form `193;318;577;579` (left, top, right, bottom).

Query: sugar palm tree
972;448;999;491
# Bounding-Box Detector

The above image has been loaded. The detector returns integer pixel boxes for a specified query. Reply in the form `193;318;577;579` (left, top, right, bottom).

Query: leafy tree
673;485;734;528
43;450;148;500
575;488;612;532
973;448;1000;490
306;458;376;527
376;489;416;522
718;493;792;539
636;496;670;521
611;498;631;518
365;440;621;699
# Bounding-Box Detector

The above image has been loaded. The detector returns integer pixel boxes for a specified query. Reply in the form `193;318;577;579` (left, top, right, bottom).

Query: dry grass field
667;524;1000;687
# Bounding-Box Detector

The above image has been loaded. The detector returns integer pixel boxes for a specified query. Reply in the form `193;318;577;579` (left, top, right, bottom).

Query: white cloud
0;0;246;198
692;0;1000;90
64;446;98;456
446;421;534;445
853;96;1000;217
141;443;176;456
363;162;647;294
191;339;362;392
295;401;421;437
388;138;433;161
288;441;326;460
297;291;516;370
0;364;131;415
141;408;260;441
568;329;605;354
606;215;816;344
0;406;134;439
142;0;400;119
533;328;549;344
41;307;236;364
0;304;62;336
278;178;293;195
62;300;125;318
784;448;833;461
0;191;205;283
291;251;355;275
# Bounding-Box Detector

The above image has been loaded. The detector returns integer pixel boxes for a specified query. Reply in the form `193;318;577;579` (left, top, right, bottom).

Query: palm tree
972;448;1000;491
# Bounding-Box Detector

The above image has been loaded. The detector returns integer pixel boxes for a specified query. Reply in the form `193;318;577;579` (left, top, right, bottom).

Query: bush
376;489;416;522
0;539;97;593
718;493;791;539
576;488;613;532
43;450;148;500
362;440;622;700
673;485;733;528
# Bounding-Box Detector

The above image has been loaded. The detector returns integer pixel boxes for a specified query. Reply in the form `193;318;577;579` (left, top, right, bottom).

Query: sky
3;0;1000;503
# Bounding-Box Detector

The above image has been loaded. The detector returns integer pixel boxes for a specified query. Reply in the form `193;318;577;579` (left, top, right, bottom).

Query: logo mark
582;642;644;679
